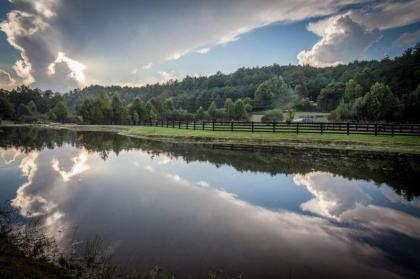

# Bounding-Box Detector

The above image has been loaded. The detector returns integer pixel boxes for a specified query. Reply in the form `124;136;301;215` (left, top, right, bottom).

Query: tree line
1;43;419;123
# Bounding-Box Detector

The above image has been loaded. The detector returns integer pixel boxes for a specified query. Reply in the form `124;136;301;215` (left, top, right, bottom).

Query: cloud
196;47;211;54
0;69;16;88
51;150;90;182
294;172;420;238
1;0;419;90
0;0;371;90
298;0;420;67
0;147;21;165
48;52;86;84
142;63;153;70
158;71;176;83
298;15;381;67
11;151;56;217
393;29;420;48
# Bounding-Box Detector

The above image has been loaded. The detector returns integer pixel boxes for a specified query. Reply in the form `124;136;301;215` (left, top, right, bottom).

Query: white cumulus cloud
298;15;381;67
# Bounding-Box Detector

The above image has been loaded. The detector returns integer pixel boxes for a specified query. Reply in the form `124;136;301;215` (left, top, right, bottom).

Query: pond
0;127;419;278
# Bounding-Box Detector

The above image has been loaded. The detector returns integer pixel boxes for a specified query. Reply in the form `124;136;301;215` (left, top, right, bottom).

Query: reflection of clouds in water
7;149;415;277
294;172;370;218
294;172;420;239
11;151;56;217
51;150;90;182
380;186;420;208
0;147;21;165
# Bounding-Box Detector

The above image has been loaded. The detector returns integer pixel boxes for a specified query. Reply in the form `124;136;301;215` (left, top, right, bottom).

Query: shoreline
3;123;419;158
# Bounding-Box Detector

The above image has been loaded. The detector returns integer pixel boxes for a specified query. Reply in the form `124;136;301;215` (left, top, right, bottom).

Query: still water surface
0;127;419;278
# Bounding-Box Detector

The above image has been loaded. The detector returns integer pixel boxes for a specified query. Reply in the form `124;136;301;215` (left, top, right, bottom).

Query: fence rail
135;120;420;136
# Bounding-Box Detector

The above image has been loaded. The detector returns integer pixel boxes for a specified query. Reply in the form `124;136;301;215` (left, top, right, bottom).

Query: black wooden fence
135;120;420;136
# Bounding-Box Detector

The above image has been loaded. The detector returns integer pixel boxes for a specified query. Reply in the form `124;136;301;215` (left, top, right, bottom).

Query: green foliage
208;101;217;120
129;98;147;122
224;98;234;120
111;95;129;123
358;82;399;121
232;99;248;120
195;106;206;120
27;100;38;114
51;101;68;122
1;44;420;124
0;96;14;118
146;101;159;120
294;97;317;111
402;85;420;123
261;109;284;123
317;82;346;112
17;104;31;117
285;109;295;124
343;79;363;103
254;76;295;109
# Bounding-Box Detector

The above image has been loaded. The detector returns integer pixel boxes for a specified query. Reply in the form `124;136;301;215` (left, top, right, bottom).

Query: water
0;127;419;278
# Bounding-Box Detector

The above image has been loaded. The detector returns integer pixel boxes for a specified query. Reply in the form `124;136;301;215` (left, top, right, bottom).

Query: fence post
251;121;254;133
172;120;175;128
193;121;196;130
212;120;215;131
391;124;394;137
273;121;276;133
203;121;205;130
296;123;299;134
186;120;189;130
231;121;234;132
178;121;181;129
375;123;378;136
320;122;323;135
166;120;168;128
347;122;349;135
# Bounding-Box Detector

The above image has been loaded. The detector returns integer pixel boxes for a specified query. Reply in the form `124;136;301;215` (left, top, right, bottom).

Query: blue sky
0;0;419;92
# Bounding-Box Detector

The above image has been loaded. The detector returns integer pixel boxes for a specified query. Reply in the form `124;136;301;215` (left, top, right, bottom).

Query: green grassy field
62;124;420;154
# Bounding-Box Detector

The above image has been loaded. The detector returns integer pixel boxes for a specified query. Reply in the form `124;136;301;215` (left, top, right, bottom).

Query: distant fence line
133;120;420;136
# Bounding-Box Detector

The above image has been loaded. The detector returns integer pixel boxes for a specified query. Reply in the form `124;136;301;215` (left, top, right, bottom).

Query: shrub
261;109;284;123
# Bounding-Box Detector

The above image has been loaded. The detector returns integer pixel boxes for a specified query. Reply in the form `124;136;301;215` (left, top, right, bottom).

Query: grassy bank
56;124;420;155
2;122;420;154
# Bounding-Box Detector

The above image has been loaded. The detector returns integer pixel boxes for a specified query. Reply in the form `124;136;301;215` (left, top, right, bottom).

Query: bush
261;109;284;123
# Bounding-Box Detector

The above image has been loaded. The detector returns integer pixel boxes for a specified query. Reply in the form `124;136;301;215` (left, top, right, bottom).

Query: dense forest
0;43;419;123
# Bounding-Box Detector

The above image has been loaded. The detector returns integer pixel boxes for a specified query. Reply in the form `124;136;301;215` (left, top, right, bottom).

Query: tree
146;101;159;119
129;98;146;121
245;103;252;113
112;95;129;123
402;85;420;122
254;82;273;109
358;82;399;121
261;109;283;123
0;96;14;119
17;104;31;117
317;82;346;112
208;101;217;120
232;99;248;120
195;106;205;120
343;79;363;103
51;101;68;122
224;98;234;120
27;100;38;114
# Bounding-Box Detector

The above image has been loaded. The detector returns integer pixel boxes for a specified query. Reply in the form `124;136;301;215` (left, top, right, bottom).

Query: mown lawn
100;125;420;143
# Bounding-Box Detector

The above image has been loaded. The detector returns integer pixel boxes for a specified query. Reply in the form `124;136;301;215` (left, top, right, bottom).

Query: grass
60;124;420;154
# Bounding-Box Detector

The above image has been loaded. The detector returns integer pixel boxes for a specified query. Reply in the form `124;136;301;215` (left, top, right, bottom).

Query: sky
0;0;419;92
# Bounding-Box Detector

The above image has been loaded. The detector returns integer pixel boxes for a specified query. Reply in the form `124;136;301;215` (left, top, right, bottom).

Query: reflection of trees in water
1;127;419;200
